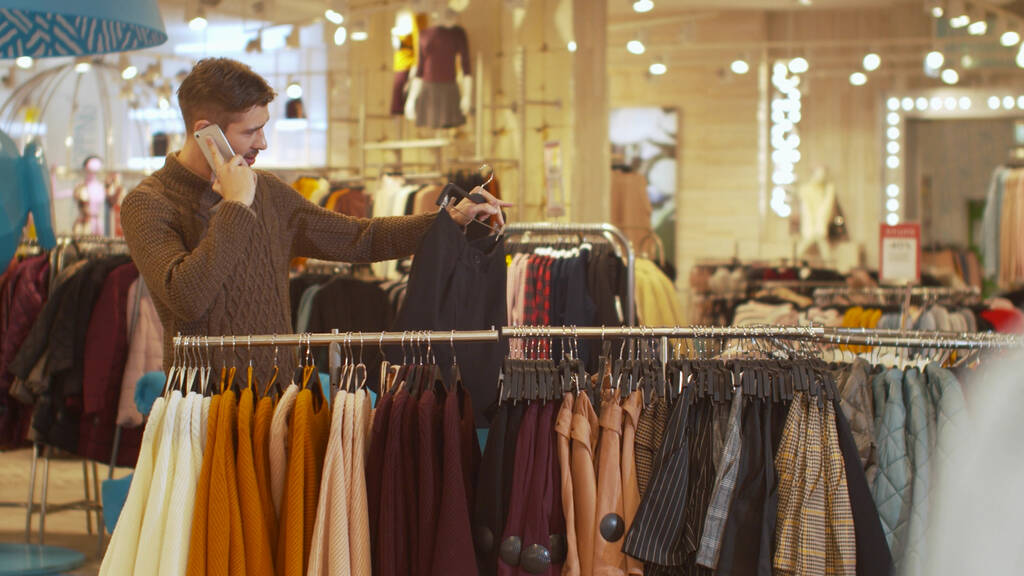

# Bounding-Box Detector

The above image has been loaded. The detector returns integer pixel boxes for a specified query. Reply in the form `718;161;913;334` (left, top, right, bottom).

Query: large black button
548;533;567;564
600;513;625;542
474;525;494;553
499;536;522;566
520;544;552;574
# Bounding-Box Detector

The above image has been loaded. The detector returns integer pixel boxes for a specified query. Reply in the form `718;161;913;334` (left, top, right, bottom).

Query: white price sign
879;223;920;285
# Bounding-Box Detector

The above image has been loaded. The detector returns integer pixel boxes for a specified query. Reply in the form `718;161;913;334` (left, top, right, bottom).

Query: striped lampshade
0;0;167;58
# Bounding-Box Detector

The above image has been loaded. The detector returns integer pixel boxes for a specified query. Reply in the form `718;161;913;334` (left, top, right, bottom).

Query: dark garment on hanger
391;209;507;426
714;396;771;576
622;387;695;568
498;402;540;575
475;402;526;575
380;391;414;576
307;277;392;388
833;398;894;576
433;383;482;575
587;247;627;327
681;401;717;575
368;392;395;576
80;261;143;467
288;274;330;325
417;388;444;573
518;400;559;575
27;255;131;454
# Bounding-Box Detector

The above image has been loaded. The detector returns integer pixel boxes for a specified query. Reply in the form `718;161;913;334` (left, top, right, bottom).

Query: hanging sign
879;223;920;285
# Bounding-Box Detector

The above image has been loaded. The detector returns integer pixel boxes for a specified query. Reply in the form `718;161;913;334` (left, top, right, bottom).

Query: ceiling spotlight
188;7;208;32
627;40;646;55
286;81;303;99
931;6;943;18
15;56;32;69
863;53;881;71
989;95;1001;109
788;57;809;74
916;97;928;110
1017;45;1024;68
886;213;900;226
649;62;667;76
568;41;577;52
941;68;959;84
632;0;654;13
121;65;138;80
849;71;868;86
731;59;750;74
950;14;971;29
351;30;368;41
961;54;975;68
1004;95;1016;109
968;19;988;35
797;0;812;5
925;50;945;69
887;184;900;197
334;26;347;45
887;97;900;110
959;96;972;110
324;9;344;24
1002;30;1021;47
74;61;91;74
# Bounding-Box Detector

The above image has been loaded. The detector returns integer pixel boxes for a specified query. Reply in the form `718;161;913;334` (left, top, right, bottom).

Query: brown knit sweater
121;152;436;377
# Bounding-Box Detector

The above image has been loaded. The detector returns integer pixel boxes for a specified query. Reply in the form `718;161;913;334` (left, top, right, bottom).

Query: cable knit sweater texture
121;152;436;374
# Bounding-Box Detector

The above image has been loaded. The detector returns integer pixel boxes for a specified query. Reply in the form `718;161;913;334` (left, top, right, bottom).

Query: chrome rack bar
501;325;1024;350
173;329;501;348
504;222;636;326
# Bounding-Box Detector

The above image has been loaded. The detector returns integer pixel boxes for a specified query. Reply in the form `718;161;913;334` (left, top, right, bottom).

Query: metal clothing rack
504;222;636;326
172;325;1023;351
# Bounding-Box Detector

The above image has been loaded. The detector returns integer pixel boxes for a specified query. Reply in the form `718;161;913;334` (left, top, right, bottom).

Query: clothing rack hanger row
504;222;636;326
813;285;981;300
173;325;1024;351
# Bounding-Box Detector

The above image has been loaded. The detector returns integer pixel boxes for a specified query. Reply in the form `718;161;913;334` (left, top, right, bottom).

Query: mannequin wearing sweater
404;8;473;128
798;165;835;262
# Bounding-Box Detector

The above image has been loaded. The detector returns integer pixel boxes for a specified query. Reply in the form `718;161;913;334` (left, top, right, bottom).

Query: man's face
223;105;269;166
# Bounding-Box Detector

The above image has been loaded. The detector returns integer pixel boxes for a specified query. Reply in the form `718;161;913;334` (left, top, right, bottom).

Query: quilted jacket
0;254;49;447
923;364;969;495
871;368;911;561
837;358;876;468
900;369;932;576
0;254;49;392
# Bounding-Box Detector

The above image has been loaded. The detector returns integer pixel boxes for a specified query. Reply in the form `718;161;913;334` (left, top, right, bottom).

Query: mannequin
404;7;473;128
105;172;126;237
797;165;835;261
73;155;106;236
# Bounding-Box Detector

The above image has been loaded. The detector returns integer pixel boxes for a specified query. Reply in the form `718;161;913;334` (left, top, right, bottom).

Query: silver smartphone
194;124;235;172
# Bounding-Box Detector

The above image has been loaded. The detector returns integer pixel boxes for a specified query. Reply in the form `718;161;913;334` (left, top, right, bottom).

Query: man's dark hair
177;58;276;130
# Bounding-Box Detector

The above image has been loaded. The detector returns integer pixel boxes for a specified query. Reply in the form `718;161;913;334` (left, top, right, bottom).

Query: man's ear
192;119;211;133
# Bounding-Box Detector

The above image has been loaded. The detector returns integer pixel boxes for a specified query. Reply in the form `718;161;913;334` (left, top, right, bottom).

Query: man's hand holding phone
203;136;257;207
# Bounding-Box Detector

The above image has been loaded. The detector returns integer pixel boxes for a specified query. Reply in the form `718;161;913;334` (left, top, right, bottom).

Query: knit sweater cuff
211;200;258;238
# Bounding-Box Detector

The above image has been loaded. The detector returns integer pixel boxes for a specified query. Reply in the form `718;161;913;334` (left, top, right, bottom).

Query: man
121;58;506;377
